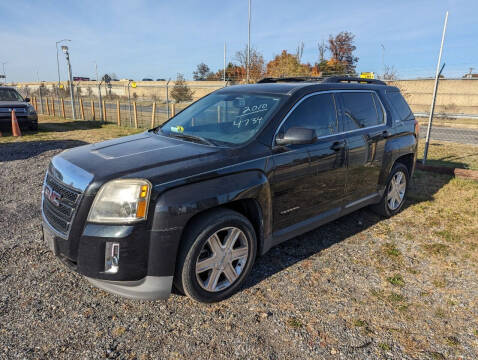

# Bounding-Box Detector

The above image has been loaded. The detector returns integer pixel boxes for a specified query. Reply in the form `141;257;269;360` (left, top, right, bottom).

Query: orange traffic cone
11;109;22;137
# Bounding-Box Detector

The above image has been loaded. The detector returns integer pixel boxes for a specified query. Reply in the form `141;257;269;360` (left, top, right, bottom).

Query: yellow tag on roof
360;72;375;79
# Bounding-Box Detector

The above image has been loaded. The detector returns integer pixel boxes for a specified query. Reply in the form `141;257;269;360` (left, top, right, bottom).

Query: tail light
414;119;419;137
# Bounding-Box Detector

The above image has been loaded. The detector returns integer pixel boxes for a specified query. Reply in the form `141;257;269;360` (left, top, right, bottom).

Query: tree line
192;31;359;82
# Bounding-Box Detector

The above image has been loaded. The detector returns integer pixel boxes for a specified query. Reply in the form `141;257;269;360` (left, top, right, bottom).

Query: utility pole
380;44;385;76
56;39;70;98
423;11;449;164
61;45;76;120
224;41;226;83
95;62;104;122
247;0;251;83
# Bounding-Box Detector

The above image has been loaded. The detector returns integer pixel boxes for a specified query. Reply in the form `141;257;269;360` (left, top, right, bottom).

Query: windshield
158;92;283;145
0;88;23;101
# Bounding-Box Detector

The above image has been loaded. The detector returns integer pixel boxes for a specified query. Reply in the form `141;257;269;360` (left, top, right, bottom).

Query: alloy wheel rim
387;171;406;211
195;226;249;292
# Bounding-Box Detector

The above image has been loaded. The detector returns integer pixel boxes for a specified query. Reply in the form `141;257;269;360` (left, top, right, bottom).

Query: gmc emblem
44;185;62;206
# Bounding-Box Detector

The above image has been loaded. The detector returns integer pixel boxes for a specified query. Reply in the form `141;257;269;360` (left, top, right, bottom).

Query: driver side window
280;93;338;137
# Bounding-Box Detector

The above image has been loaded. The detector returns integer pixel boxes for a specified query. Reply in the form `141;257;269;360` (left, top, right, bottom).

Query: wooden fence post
116;100;121;126
32;97;37;112
151;101;156;128
133;101;138;128
80;98;85;120
102;100;106;122
91;99;96;120
51;98;56;117
171;103;175;118
46;98;50;115
61;98;66;119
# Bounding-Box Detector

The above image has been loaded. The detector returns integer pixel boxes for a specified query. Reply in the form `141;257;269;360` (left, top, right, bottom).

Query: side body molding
147;171;272;277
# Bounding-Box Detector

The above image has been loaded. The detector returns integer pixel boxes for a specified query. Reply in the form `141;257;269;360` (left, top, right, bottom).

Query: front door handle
330;141;345;152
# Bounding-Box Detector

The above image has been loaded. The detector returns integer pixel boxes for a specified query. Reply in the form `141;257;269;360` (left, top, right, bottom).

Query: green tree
193;63;214;81
170;73;194;102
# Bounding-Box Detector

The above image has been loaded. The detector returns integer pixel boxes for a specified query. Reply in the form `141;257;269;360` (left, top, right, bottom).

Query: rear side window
386;92;413;122
340;92;383;131
281;93;338;137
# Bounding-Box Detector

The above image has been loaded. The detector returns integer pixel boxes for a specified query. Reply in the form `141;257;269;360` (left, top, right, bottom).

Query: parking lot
0;118;477;359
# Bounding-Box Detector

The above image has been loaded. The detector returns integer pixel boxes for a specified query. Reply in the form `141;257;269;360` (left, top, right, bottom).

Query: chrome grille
42;174;82;235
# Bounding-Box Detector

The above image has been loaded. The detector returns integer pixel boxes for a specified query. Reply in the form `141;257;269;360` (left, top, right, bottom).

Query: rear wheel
175;209;257;303
372;163;409;217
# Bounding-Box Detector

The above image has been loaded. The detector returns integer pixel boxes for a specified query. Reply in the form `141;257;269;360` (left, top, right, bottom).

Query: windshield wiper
166;132;216;146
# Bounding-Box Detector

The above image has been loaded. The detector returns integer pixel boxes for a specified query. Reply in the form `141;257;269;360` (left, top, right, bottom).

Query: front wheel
372;163;409;217
175;209;257;303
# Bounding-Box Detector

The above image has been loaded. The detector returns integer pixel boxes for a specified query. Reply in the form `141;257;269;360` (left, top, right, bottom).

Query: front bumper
0;113;37;125
42;215;178;300
87;276;173;300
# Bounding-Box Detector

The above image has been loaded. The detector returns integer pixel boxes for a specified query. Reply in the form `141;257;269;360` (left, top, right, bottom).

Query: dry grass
417;140;478;170
0;115;143;144
416;116;478;130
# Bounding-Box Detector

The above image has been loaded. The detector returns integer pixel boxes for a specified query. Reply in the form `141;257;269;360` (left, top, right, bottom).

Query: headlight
27;104;36;114
87;179;152;223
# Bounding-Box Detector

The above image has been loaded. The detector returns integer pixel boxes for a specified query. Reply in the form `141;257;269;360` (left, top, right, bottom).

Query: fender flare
147;171;271;277
379;134;417;187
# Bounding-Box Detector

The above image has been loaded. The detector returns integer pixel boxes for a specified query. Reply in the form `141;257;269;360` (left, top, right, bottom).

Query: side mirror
25;98;30;103
275;127;317;146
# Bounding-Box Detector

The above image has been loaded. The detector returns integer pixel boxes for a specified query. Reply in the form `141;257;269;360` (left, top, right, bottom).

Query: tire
29;122;38;132
175;208;257;303
372;162;409;217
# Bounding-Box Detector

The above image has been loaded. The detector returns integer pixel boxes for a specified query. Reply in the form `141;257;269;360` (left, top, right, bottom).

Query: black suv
0;86;38;131
41;77;418;303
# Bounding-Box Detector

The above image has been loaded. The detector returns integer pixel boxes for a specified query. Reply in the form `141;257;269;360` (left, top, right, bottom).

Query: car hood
57;131;227;191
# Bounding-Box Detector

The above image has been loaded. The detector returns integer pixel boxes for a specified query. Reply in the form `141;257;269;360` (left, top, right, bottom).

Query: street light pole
56;39;70;97
247;0;251;83
61;46;76;120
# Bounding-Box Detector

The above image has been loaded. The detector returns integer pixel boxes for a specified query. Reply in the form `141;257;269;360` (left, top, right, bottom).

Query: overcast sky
1;0;476;82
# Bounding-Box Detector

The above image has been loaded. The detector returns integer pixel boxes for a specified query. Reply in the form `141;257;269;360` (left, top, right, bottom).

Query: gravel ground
1;140;477;359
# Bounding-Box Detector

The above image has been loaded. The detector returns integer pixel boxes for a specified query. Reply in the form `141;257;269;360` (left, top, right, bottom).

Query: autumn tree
170;73;194;102
266;50;311;78
327;31;358;74
193;63;214;81
214;62;245;82
234;46;265;82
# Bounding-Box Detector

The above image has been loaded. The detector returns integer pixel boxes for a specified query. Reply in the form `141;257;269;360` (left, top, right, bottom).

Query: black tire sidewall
180;211;257;303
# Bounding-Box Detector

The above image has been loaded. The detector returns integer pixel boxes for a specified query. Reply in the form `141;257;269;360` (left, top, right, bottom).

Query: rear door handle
367;130;391;141
330;141;345;151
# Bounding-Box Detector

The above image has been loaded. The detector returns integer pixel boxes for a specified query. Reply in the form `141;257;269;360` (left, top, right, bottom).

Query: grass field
0;115;142;144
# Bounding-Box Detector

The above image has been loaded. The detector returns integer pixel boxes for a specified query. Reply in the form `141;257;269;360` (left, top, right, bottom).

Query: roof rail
257;76;386;85
322;76;386;85
257;76;324;83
